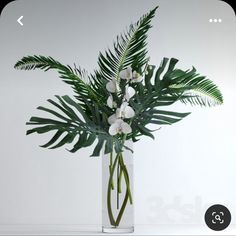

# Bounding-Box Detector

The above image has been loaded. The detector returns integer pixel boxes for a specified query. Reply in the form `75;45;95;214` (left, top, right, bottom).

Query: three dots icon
209;18;222;23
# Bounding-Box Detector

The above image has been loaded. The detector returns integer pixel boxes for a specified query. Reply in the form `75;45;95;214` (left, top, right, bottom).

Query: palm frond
157;59;223;106
97;6;158;82
14;55;101;104
14;55;113;119
169;72;223;106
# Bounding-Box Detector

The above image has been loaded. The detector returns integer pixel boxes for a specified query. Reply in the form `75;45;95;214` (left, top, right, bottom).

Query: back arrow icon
17;16;23;26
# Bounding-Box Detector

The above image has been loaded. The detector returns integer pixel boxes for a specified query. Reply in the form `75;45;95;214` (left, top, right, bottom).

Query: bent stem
109;152;114;190
107;154;119;226
107;151;133;227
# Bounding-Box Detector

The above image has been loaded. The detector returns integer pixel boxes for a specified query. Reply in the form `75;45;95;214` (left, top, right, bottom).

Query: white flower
131;71;143;83
107;102;135;135
109;119;132;135
124;86;135;101
107;95;117;108
106;78;118;93
108;102;135;125
119;66;132;80
119;66;143;83
108;114;117;125
117;102;135;119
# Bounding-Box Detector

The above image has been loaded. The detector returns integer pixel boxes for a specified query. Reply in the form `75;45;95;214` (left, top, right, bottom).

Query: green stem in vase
109;152;114;190
114;152;133;226
118;167;123;193
107;150;133;227
107;153;119;226
119;153;133;204
117;158;119;209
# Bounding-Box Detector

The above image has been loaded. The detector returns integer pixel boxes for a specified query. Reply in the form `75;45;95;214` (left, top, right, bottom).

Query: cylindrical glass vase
102;141;134;233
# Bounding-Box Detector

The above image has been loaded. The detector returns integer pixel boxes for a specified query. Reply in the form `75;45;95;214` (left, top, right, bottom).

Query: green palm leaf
97;6;158;81
170;73;223;106
14;55;101;105
155;58;223;106
14;55;112;118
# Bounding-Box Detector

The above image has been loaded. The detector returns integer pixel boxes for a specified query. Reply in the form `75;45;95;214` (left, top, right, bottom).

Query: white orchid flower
119;66;143;83
117;102;135;119
124;86;135;101
107;95;117;108
131;71;143;83
109;119;132;135
119;66;132;80
108;102;135;124
108;114;117;125
106;78;119;93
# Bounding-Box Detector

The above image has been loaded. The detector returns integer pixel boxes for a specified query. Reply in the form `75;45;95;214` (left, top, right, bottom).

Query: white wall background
0;0;235;234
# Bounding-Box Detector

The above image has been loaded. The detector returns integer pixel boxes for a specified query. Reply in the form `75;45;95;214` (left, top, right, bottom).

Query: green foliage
128;58;223;141
14;6;223;156
97;6;158;81
26;95;123;156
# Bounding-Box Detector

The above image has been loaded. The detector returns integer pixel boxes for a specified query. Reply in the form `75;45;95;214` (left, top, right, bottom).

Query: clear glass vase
102;141;134;233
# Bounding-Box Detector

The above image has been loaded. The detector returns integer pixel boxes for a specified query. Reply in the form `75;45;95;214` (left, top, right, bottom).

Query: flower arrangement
14;6;223;232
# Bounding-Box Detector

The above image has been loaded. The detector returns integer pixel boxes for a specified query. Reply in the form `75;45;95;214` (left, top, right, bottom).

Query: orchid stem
117;156;120;209
106;144;133;227
109;152;114;190
107;153;119;226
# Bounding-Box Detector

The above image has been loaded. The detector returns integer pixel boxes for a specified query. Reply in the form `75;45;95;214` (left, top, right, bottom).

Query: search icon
205;204;231;231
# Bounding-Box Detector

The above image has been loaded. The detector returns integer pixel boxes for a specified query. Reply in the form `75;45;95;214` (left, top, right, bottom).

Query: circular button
205;204;231;231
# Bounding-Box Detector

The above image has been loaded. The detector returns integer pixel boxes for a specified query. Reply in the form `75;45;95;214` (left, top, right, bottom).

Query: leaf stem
114;153;133;226
117;159;120;209
119;153;133;204
107;153;119;226
109;152;114;190
118;168;123;193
